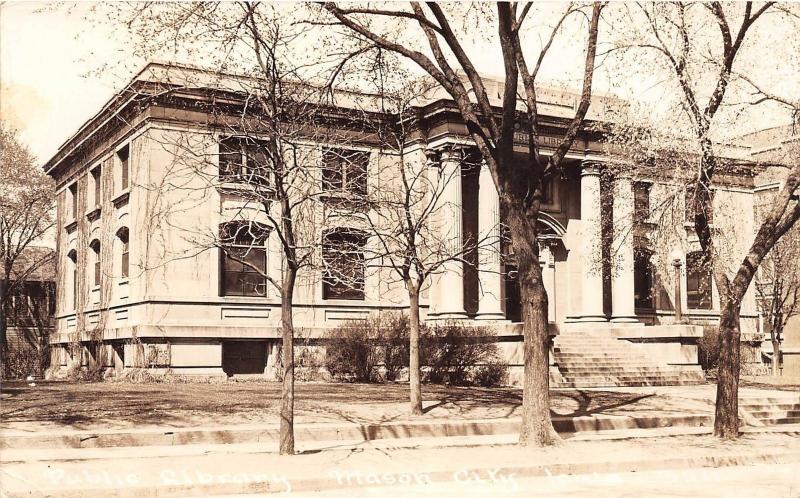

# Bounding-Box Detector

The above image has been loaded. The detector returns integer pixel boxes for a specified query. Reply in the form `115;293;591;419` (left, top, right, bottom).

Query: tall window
634;182;651;222
219;221;269;297
321;148;368;198
68;183;78;220
685;186;714;224
219;137;271;186
322;229;367;300
91;166;102;207
633;248;654;309
117;228;130;278
89;240;101;287
686;251;712;310
117;145;130;191
68;250;78;309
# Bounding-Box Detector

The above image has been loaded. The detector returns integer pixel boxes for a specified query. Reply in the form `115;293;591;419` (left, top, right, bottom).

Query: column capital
439;143;471;163
580;160;604;176
614;171;634;182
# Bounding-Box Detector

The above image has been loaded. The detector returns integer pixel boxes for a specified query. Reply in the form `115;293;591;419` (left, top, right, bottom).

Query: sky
1;2;796;165
0;2;131;162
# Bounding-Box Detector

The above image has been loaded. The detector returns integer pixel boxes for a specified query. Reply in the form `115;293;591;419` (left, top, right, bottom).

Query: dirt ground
0;380;717;431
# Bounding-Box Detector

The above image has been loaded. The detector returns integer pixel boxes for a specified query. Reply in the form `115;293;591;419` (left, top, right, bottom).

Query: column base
430;312;469;321
474;312;507;321
610;316;639;324
565;315;608;323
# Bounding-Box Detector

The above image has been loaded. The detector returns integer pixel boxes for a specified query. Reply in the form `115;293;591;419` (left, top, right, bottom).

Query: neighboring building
43;62;787;382
745;125;800;376
4;246;56;376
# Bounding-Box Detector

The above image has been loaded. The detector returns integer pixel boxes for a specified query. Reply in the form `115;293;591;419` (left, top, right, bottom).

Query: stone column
475;160;505;320
434;146;467;320
576;161;607;322
541;243;556;323
611;175;638;323
425;150;441;317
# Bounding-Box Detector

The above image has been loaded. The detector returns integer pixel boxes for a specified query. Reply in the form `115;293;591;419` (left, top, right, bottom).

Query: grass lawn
0;380;711;431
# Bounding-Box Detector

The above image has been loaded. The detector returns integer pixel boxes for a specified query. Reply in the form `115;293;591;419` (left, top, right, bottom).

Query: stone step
758;416;800;425
557;362;683;369
554;379;690;388
554;353;654;360
553;358;669;368
559;375;684;384
558;367;685;375
746;410;800;419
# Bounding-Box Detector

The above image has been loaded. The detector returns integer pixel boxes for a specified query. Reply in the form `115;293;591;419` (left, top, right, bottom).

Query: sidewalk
2;432;799;497
0;411;714;451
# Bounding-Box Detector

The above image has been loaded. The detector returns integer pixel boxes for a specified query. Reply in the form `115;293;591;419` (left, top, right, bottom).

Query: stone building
44;62;785;384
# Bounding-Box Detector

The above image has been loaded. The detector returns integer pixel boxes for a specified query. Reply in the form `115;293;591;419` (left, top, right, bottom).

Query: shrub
421;322;506;386
325;319;384;382
381;313;410;381
1;346;47;380
324;315;508;387
698;325;720;372
473;359;509;387
325;312;410;383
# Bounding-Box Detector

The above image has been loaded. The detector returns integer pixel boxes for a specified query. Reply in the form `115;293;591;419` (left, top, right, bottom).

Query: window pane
121;251;129;278
244;141;271;186
223;251;244;273
93;168;102;205
344;151;368;196
241;273;267;296
322;231;366;300
686;252;712;310
118;146;130;191
220;222;269;246
94;260;101;287
242;248;266;273
634;250;653;309
219;139;243;179
322;150;344;191
223;271;244;296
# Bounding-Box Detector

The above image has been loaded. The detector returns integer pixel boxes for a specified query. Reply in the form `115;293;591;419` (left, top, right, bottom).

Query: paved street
2;432;799;497
279;463;800;497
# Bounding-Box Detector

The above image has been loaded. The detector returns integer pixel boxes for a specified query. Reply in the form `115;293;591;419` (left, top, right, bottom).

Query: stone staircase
552;331;704;388
739;395;800;426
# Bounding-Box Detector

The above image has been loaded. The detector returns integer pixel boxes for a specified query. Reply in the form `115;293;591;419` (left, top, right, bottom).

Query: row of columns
427;146;638;324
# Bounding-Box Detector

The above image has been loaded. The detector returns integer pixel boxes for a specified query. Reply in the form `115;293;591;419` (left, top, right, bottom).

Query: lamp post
671;247;685;324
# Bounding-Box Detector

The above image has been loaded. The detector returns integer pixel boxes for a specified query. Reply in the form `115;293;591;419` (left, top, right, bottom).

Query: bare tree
756;224;800;376
611;2;800;438
321;1;603;446
0;122;56;371
359;78;493;415
113;2;380;455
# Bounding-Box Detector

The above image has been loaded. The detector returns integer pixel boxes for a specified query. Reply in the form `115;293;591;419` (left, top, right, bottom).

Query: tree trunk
408;289;423;416
279;272;296;455
0;279;7;369
507;208;559;446
714;296;742;439
772;338;781;377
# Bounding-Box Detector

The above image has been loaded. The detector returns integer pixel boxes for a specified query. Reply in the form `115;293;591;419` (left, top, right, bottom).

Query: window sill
118;279;129;286
64;219;78;233
85;206;101;222
218;181;274;196
321;193;368;211
112;189;130;208
219;294;270;301
321;296;367;303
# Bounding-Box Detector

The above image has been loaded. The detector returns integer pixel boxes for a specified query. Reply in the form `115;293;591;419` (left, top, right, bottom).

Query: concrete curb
4;449;800;498
0;413;712;450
